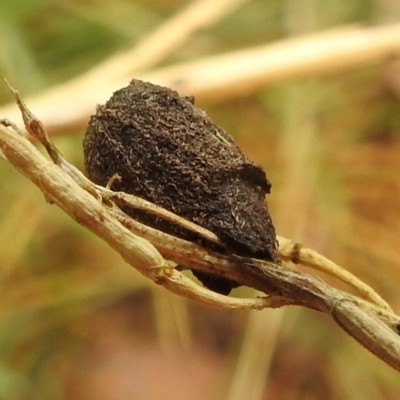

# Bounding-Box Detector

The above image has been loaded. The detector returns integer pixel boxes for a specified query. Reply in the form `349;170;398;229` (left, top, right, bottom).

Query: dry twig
1;87;400;371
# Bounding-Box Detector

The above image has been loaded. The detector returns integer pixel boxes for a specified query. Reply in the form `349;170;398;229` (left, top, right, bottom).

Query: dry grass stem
278;236;391;311
1;24;400;133
1;90;400;371
0;0;249;132
141;23;400;101
77;0;250;82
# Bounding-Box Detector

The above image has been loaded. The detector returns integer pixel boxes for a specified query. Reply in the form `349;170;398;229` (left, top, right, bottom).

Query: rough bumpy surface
83;79;280;294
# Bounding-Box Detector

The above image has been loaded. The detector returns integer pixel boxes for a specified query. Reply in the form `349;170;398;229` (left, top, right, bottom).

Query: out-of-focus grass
1;0;400;399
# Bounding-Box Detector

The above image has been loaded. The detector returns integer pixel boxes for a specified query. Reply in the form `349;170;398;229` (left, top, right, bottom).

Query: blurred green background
1;0;400;399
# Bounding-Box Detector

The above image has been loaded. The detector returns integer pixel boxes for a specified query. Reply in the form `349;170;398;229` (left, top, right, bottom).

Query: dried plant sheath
84;79;279;294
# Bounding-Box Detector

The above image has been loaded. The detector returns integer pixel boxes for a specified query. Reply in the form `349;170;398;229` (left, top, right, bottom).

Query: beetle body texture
83;79;280;294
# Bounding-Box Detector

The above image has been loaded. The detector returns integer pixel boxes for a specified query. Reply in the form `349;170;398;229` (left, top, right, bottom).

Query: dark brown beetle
83;79;280;294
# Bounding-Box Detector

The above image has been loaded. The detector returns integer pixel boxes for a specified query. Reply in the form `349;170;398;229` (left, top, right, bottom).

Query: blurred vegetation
1;0;400;399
